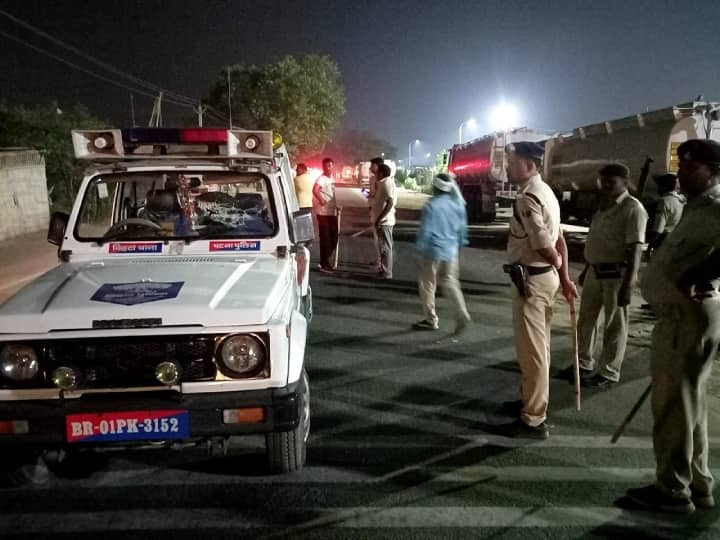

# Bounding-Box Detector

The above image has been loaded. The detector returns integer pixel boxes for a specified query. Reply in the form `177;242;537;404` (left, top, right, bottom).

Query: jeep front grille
0;337;217;390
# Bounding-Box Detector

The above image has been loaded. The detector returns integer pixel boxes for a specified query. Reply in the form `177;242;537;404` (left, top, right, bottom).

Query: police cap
677;139;720;165
505;141;544;160
653;173;677;193
598;163;630;179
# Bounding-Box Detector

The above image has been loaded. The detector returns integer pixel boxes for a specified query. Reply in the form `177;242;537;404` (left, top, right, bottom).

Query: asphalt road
0;205;719;539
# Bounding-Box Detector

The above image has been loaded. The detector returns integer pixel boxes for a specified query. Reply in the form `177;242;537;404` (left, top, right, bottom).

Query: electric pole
130;94;137;127
194;101;207;127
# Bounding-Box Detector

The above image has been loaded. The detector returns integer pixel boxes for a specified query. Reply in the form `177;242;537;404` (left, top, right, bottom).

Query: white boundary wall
0;149;49;241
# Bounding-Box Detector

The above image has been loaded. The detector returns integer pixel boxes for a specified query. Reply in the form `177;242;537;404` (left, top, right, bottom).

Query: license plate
66;410;189;443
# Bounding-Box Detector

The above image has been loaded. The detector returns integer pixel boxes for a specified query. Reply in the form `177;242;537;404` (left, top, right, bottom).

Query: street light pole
408;139;420;169
458;118;476;144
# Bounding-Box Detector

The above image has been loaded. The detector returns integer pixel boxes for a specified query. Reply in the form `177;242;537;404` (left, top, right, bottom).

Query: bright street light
408;139;421;168
458;118;476;143
489;103;519;131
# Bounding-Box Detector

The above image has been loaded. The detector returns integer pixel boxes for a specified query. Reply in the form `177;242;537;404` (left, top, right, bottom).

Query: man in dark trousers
313;158;338;272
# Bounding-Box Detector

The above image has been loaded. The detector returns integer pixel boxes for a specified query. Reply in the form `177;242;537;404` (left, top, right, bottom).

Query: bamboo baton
333;207;342;269
570;300;582;411
610;383;651;444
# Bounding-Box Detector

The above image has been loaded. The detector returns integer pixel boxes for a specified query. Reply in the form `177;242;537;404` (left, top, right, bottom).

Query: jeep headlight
1;344;40;381
217;335;266;377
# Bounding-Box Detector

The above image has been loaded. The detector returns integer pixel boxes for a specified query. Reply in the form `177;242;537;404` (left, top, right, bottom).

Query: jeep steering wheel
104;218;163;239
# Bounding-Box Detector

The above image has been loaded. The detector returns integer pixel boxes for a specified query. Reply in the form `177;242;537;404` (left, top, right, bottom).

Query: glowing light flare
307;167;323;180
450;159;490;173
489;103;520;131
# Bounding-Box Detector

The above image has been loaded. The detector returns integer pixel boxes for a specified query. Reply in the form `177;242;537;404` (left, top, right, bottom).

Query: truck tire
478;210;496;223
266;369;310;474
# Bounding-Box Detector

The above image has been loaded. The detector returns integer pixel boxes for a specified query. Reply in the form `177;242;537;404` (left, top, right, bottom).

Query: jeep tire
266;369;310;474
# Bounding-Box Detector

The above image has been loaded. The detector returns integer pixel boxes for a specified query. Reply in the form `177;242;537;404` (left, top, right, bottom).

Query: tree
319;130;398;165
0;102;107;211
206;55;345;158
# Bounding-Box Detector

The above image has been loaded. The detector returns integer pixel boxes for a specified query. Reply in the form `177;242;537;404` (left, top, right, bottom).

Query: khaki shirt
507;174;560;266
651;191;685;234
293;172;314;209
642;184;720;305
584;191;648;264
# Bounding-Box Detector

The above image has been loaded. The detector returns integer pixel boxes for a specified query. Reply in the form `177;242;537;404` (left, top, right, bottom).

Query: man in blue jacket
413;173;472;336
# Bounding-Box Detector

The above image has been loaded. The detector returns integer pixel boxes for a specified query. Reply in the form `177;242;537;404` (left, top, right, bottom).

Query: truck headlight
0;344;40;381
217;334;266;377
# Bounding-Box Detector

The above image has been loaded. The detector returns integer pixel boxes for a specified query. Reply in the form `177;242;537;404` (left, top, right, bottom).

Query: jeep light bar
71;128;275;160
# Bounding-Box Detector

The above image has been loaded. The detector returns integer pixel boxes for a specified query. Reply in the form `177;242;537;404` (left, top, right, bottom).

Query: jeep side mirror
47;211;69;246
291;210;314;245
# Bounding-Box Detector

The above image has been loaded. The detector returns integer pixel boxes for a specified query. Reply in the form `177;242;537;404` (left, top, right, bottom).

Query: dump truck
448;128;549;222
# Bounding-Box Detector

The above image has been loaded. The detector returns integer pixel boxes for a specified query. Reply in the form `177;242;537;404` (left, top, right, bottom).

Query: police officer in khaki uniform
561;164;648;388
624;139;720;514
647;173;685;251
503;142;577;439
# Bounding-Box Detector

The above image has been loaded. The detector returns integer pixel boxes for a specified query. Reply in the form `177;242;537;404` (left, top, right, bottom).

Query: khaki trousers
512;270;559;426
650;299;719;499
418;257;470;326
577;267;629;381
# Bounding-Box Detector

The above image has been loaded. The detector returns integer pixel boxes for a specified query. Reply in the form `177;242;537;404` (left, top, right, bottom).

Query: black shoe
412;319;439;331
452;317;472;338
625;485;695;514
499;400;523;415
556;365;592;382
692;491;715;509
498;419;549;440
582;374;617;389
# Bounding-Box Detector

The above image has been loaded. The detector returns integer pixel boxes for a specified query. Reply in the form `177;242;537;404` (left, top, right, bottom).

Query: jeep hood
0;256;292;333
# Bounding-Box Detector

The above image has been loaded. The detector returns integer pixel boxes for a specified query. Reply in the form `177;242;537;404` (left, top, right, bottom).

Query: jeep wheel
1;451;50;487
266;369;310;474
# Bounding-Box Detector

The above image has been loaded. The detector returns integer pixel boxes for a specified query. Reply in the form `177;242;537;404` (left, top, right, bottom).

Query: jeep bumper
0;383;300;448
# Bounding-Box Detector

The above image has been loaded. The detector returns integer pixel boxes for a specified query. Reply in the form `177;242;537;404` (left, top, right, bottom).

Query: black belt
526;265;553;276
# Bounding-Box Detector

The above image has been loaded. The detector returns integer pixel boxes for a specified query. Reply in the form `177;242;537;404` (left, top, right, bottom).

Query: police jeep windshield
75;171;277;241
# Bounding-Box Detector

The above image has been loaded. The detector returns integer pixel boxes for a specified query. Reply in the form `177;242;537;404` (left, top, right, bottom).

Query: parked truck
543;100;720;222
448;128;549;222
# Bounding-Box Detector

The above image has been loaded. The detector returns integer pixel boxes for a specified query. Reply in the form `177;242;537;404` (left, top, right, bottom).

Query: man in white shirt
371;163;396;278
368;157;384;268
313;158;339;272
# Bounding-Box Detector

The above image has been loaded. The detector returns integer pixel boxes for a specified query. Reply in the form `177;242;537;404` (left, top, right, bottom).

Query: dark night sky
1;0;719;164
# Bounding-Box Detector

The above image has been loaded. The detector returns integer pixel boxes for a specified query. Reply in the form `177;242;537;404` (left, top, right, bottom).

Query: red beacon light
178;129;228;144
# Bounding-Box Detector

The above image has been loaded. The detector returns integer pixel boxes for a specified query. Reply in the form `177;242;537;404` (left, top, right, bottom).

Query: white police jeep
0;128;313;476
